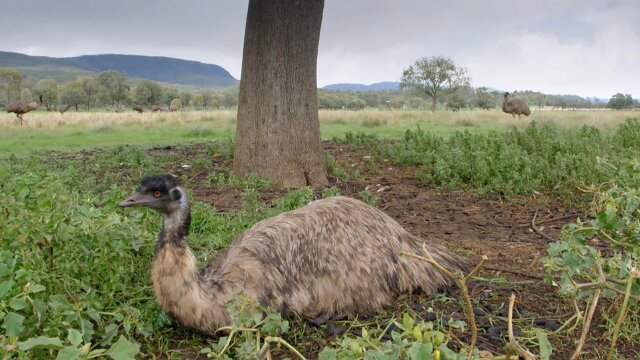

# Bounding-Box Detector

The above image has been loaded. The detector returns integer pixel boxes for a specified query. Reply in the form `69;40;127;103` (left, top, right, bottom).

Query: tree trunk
430;96;437;113
233;0;328;189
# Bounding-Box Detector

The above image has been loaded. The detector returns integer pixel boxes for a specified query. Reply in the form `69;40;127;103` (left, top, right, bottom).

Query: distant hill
323;82;399;91
0;51;238;88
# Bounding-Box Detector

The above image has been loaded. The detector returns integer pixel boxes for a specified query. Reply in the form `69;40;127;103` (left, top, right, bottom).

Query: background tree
400;56;470;112
192;93;205;109
60;80;86;111
34;79;59;110
133;80;164;106
20;88;33;102
96;70;130;107
607;93;635;109
233;0;327;188
78;76;96;110
0;67;22;106
164;88;180;107
169;98;182;111
475;87;495;110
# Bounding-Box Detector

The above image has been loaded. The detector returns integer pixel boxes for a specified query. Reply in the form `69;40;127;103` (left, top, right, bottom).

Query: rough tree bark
233;0;328;189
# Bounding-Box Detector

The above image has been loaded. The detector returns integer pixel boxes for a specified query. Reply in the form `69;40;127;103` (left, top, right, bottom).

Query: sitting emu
120;174;467;334
502;92;531;119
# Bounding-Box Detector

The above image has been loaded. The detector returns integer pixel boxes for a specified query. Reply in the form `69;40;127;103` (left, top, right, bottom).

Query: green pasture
1;109;638;156
1;109;640;358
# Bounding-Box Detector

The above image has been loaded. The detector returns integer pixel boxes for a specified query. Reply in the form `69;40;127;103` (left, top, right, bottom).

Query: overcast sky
1;0;638;98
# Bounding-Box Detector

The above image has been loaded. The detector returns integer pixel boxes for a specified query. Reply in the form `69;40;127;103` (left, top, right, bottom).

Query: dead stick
401;248;485;357
607;270;637;360
505;293;535;360
570;289;601;360
532;209;557;243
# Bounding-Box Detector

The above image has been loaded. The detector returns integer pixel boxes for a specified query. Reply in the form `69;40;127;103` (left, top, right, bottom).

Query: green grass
2;109;640;358
2;109;638;156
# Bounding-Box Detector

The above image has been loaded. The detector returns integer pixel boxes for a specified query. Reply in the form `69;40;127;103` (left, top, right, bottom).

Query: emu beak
119;192;150;207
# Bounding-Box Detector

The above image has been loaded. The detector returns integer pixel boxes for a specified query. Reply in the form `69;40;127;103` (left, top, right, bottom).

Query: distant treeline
1;66;636;111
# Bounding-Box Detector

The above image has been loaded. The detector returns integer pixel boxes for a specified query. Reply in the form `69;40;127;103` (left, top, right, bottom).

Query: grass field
1;108;638;155
1;109;639;359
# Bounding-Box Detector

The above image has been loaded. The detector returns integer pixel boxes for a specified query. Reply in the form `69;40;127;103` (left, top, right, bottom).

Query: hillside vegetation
0;51;238;88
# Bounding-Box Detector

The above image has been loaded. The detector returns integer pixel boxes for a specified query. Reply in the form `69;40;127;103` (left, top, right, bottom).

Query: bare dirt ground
144;141;632;359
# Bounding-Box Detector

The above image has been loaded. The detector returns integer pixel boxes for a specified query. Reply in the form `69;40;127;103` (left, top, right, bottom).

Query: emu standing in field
6;100;38;125
120;174;467;334
133;105;144;114
502;92;531;119
58;104;70;115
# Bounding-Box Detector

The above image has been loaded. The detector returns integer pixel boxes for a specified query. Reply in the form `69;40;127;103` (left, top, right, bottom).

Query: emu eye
153;191;162;198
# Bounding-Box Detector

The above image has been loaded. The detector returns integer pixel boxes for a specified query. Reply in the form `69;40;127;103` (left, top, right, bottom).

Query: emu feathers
121;174;467;333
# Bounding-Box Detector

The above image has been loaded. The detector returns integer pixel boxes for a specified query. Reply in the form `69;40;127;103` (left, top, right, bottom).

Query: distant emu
133;105;144;114
120;174;467;334
58;104;70;115
6;100;38;125
502;92;531;119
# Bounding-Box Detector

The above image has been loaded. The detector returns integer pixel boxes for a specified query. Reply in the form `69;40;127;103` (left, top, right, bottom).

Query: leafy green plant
321;187;342;198
358;189;378;207
542;183;640;359
318;313;468;360
273;187;315;212
199;295;294;360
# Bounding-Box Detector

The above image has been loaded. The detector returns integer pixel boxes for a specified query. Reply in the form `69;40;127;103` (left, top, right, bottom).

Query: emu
120;174;467;334
6;101;38;125
133;105;144;114
58;104;70;115
502;92;531;119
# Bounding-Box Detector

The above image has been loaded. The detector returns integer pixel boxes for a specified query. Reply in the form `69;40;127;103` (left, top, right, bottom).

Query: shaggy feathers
121;174;467;334
502;92;531;119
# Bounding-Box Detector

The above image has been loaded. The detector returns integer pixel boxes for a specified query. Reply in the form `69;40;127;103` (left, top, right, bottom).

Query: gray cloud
1;0;638;98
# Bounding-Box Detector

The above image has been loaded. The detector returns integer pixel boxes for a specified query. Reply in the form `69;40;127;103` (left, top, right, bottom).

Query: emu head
120;174;185;214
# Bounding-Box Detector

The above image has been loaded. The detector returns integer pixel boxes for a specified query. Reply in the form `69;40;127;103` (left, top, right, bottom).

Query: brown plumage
58;104;70;114
6;100;38;125
132;105;144;113
120;174;467;334
502;92;531;119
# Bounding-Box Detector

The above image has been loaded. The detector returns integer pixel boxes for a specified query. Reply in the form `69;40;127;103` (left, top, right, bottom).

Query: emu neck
157;193;191;250
151;193;228;333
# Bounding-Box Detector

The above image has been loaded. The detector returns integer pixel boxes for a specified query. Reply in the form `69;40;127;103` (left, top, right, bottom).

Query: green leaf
438;344;462;360
104;336;140;360
318;347;338;360
402;313;415;331
0;279;14;300
68;328;83;347
535;329;553;360
18;336;64;351
0;263;11;277
9;297;28;311
28;284;46;293
2;311;25;336
407;342;433;360
56;345;81;360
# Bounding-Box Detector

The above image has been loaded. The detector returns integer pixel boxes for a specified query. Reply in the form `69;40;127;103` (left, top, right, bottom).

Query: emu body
6;101;38;125
121;175;466;334
502;92;531;119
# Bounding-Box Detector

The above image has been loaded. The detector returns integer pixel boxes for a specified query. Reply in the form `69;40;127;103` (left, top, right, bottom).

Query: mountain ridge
0;51;238;88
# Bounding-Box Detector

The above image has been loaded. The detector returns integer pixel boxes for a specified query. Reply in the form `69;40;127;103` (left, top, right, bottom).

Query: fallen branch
607;268;638;360
531;210;557;243
401;247;487;357
570;289;601;360
505;293;535;360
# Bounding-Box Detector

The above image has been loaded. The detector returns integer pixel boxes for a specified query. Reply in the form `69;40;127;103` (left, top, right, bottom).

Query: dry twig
401;246;486;357
531;210;557;243
505;293;535;360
